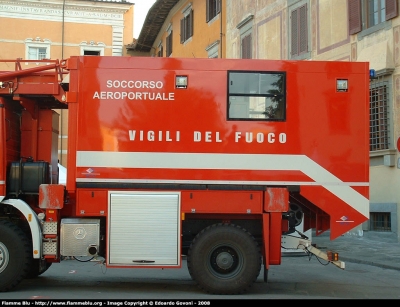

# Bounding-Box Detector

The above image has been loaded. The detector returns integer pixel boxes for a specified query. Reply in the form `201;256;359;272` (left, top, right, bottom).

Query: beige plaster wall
153;0;226;59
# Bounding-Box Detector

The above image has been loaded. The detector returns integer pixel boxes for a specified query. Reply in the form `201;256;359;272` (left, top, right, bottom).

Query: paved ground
311;230;400;271
3;251;400;299
1;230;399;299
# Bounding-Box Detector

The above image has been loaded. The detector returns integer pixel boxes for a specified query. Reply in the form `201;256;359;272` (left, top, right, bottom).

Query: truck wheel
0;220;31;292
26;260;52;278
187;223;261;294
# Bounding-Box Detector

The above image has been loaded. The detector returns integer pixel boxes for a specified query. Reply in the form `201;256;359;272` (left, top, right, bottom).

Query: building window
237;15;254;59
228;71;286;121
28;47;47;60
84;50;100;56
206;0;221;22
368;0;386;27
80;41;105;56
180;8;193;43
157;45;163;57
25;38;51;60
370;79;390;151
166;31;173;57
290;3;308;58
348;0;398;34
206;40;220;58
241;34;252;59
370;212;391;232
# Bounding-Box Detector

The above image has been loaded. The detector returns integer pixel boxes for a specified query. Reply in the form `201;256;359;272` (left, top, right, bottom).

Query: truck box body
66;56;369;239
0;56;370;294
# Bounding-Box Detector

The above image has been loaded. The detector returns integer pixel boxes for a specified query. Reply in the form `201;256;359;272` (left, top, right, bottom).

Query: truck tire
26;260;52;278
0;220;31;292
187;223;261;295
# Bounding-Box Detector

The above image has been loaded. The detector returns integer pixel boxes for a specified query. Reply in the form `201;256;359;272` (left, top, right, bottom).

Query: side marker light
327;250;339;261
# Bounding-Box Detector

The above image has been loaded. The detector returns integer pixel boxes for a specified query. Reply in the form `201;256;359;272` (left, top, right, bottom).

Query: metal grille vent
43;222;58;235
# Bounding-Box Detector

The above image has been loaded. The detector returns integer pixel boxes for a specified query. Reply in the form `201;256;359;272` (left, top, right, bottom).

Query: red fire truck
0;56;370;294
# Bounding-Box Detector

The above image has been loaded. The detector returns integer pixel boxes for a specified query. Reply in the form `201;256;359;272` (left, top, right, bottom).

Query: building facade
133;0;400;241
128;0;226;58
0;0;134;166
224;0;400;241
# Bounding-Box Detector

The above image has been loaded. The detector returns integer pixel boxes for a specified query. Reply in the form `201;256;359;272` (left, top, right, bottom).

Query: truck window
228;71;285;121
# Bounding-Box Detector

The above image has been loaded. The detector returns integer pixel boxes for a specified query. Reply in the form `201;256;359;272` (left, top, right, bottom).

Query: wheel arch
1;199;42;259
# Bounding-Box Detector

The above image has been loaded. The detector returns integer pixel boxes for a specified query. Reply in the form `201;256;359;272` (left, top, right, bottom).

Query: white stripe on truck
76;151;369;218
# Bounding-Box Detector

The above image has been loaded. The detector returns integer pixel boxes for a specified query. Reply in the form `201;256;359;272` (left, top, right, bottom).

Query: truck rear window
228;71;285;121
